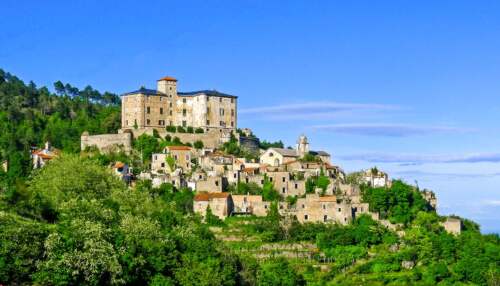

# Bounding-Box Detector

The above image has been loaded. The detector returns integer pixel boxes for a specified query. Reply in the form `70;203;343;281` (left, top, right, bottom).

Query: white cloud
339;152;500;164
311;123;474;137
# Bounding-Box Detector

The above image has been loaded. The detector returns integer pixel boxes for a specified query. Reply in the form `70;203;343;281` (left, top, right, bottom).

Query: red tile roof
166;146;192;151
157;76;177;82
319;195;337;202
194;192;231;201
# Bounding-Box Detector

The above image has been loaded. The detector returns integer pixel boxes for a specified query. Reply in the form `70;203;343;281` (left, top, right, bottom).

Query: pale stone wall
151;153;168;173
232;195;263;213
260;149;285;166
442;217;462;235
81;132;132;153
194;176;223;193
295;194;352;224
121;128;230;149
193;197;232;219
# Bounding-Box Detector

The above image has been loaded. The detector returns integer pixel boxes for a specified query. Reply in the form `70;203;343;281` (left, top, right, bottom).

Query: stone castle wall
81;132;132;153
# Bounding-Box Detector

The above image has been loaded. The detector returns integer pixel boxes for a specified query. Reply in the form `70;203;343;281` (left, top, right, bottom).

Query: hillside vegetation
0;70;499;285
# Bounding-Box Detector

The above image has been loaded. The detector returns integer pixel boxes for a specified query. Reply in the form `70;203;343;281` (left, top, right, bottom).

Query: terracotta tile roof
194;192;230;201
243;167;258;173
157;76;177;82
319;195;337;202
166;146;192;151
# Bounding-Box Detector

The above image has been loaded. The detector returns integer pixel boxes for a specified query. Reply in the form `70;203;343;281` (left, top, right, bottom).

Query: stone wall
81;132;132;153
120;127;230;149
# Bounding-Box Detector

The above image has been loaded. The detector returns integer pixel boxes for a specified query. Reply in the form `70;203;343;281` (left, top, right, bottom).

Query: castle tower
296;134;309;157
157;76;177;98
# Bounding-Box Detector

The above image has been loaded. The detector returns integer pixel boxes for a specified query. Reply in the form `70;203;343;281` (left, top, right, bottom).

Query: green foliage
186;126;194;133
194;127;204;134
194;140;204;149
166;155;176;171
361;180;432;225
305;171;330;194
176;126;186;133
257;258;305;286
0;155;237;285
262;175;281;201
259;140;284;150
299;152;320;162
133;134;161;163
227;182;262;195
166;125;176;132
205;206;225;227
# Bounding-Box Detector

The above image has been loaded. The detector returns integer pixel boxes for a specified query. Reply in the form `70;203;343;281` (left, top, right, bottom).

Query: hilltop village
75;75;458;234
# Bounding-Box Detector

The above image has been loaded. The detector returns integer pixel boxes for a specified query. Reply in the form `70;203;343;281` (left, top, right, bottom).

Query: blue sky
1;0;499;233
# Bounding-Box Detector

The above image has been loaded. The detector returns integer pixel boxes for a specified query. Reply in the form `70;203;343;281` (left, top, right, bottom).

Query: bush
195;128;204;134
193;140;204;149
176;126;186;133
165;134;172;142
186;126;194;133
166;125;176;132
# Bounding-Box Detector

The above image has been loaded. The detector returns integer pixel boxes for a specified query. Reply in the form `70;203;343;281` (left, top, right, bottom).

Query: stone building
81;131;132;154
193;192;233;219
151;146;194;174
121;76;237;131
442;217;462;235
295;194;352;225
259;135;331;167
363;168;390;188
32;142;60;169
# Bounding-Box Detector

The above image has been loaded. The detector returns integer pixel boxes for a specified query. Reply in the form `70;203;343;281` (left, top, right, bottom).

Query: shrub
176;126;186;133
195;127;204;134
166;125;176;132
193;140;204;149
165;134;172;142
186;126;194;133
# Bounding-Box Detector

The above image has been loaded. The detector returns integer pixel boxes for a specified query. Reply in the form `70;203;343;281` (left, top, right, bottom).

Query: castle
121;76;237;132
82;76;244;151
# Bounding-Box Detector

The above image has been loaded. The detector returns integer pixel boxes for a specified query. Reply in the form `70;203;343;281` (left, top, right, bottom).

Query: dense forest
0;70;499;285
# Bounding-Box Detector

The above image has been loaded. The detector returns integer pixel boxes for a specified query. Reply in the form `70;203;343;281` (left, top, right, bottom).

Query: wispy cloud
239;101;400;121
311;123;474;137
339;152;500;164
393;169;500;179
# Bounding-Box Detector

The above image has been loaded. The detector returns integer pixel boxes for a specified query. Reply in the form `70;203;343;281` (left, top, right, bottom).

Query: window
231;109;234;116
169;120;173;126
324;215;328;222
159;120;165;125
270;177;273;182
220;121;225;127
126;120;128;125
169;102;172;107
183;98;186;103
219;108;224;116
146;106;151;114
246;178;249;183
154;155;157;160
206;120;210;125
261;180;264;184
146;119;150;125
269;152;274;157
207;107;210;113
161;162;165;167
233;173;237;178
231;121;234;127
219;97;222;103
264;205;268;209
302;204;305;209
231;98;234;103
282;177;286;182
182;121;186;127
282;188;286;194
323;204;326;210
160;107;163;114
169;110;172;116
174;155;178;160
183;109;186;116
338;208;341;212
295;183;298;189
185;155;189;160
304;214;308;220
279;204;283;209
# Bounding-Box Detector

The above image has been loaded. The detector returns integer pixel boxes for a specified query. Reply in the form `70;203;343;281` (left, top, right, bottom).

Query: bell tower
296;134;310;157
157;76;177;98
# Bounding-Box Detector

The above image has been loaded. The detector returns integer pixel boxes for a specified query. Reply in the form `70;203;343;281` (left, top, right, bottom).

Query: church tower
157;76;177;98
296;135;310;157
